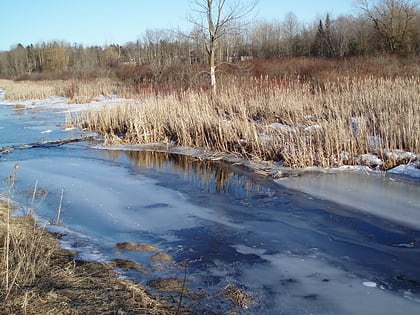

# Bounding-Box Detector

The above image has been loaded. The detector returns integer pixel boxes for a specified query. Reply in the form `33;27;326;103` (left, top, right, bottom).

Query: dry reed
0;78;131;102
76;76;419;169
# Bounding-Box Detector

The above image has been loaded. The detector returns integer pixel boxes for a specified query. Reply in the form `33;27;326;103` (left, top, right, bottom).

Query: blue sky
0;0;357;51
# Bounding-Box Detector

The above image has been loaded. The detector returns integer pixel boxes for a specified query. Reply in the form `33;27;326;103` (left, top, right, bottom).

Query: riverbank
1;75;419;170
0;198;173;314
73;76;419;170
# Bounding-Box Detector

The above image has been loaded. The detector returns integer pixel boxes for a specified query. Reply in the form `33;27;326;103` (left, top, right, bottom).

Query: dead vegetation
1;58;418;170
110;258;144;271
151;253;173;261
223;284;254;310
0;199;173;314
116;242;158;252
0;78;132;102
148;278;200;301
75;75;419;169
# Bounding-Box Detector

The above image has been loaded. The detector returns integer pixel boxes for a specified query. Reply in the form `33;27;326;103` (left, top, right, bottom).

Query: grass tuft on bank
0;199;173;314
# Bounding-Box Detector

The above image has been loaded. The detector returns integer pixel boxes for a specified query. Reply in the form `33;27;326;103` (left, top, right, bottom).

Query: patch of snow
362;281;377;288
267;123;297;133
258;132;274;142
340;151;351;161
356;153;383;168
45;224;108;263
388;163;420;179
1;92;138;114
304;124;321;132
1;96;68;109
384;150;416;163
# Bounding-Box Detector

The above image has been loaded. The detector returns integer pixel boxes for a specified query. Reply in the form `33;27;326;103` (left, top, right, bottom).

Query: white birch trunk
210;65;216;92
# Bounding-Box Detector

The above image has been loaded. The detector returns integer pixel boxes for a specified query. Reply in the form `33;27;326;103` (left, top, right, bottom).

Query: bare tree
358;0;419;53
142;28;185;84
282;12;301;57
332;15;363;56
188;0;256;92
42;41;69;72
249;20;283;58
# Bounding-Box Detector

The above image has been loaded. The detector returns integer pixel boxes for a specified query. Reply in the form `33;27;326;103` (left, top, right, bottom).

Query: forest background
0;0;419;91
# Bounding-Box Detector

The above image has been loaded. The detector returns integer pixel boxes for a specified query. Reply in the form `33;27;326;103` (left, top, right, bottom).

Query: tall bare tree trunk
207;0;217;92
209;44;216;92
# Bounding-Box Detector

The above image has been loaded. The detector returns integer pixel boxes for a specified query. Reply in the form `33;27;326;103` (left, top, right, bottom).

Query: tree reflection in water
104;149;265;197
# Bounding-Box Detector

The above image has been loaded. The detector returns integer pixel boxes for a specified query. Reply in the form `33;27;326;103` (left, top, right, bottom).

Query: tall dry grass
76;76;419;169
0;78;131;102
0;199;173;314
0;201;57;298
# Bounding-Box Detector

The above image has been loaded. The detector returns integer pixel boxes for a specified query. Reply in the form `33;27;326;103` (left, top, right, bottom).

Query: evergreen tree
311;20;326;57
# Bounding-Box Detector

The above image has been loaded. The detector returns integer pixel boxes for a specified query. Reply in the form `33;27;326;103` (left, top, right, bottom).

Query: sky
0;0;357;51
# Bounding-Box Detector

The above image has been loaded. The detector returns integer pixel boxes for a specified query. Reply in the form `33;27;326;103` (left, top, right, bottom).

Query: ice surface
276;170;420;229
232;244;420;314
0;157;241;241
0;90;138;114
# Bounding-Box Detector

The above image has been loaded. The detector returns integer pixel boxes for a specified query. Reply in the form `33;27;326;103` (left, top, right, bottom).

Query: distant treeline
1;1;419;83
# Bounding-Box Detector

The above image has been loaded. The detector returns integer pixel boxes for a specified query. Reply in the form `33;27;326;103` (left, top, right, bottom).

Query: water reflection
101;149;420;256
105;150;265;198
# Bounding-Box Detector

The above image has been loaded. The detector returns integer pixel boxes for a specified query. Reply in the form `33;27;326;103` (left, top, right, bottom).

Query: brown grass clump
76;76;419;169
148;278;201;301
223;284;254;310
116;242;158;252
111;258;144;271
0;199;173;314
151;253;173;261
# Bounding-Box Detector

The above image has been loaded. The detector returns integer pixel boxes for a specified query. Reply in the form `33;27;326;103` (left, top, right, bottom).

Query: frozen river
1;92;419;314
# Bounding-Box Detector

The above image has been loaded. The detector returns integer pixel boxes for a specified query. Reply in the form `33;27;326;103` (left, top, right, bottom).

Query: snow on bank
388;163;420;179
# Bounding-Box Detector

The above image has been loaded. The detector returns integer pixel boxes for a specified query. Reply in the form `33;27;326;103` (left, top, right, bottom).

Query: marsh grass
0;202;56;296
0;78;130;102
76;76;419;169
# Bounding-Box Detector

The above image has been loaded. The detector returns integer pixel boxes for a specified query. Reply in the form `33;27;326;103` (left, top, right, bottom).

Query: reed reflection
105;150;265;199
